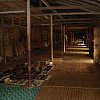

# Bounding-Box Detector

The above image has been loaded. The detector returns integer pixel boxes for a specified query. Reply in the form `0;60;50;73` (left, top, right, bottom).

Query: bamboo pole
27;0;32;87
50;15;53;64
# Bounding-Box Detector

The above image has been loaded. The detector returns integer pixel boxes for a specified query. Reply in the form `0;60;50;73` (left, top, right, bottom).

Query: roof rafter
81;0;100;6
64;0;100;12
57;1;94;12
41;0;63;19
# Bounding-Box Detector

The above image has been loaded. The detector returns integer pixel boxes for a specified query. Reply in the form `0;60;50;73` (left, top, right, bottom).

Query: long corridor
35;55;100;100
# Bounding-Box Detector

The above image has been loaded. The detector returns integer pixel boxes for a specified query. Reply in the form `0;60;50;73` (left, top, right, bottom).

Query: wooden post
61;23;63;56
50;15;53;64
12;18;19;56
66;27;68;48
94;27;100;63
64;25;66;53
27;0;32;87
0;18;3;57
1;18;6;63
0;27;1;56
70;32;72;46
89;28;94;58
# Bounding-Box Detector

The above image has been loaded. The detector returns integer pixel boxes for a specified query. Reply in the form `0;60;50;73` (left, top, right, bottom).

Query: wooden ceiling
0;0;100;27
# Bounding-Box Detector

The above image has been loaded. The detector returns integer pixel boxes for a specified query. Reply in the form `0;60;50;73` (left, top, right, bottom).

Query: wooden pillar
89;28;94;58
94;28;98;63
0;27;1;56
0;18;3;57
94;24;100;64
66;27;68;48
2;28;5;59
1;18;6;63
72;33;75;45
64;25;66;53
61;23;63;56
27;0;32;87
70;32;73;46
50;15;53;64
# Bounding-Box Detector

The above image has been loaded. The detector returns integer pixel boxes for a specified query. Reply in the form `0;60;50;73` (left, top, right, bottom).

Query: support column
0;27;1;56
70;32;74;46
50;15;53;64
94;23;100;64
72;33;75;45
89;28;94;58
64;25;66;53
66;27;68;48
27;0;32;87
0;18;3;57
61;23;63;56
1;18;6;63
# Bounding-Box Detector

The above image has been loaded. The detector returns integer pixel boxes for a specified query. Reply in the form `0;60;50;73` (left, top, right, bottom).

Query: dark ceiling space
30;0;100;26
0;0;100;27
31;0;46;7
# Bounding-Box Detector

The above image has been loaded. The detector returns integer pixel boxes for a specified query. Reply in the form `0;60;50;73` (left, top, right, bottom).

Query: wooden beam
27;0;32;87
57;1;92;12
41;0;49;7
33;5;100;12
72;0;100;12
54;18;99;22
41;0;63;19
50;15;53;63
66;26;89;29
82;0;100;6
1;0;42;20
0;10;25;14
0;0;20;1
64;21;96;24
29;18;99;25
33;5;88;10
31;12;100;16
1;10;99;16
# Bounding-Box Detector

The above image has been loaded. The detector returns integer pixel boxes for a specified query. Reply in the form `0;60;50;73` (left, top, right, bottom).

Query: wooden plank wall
0;17;50;60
